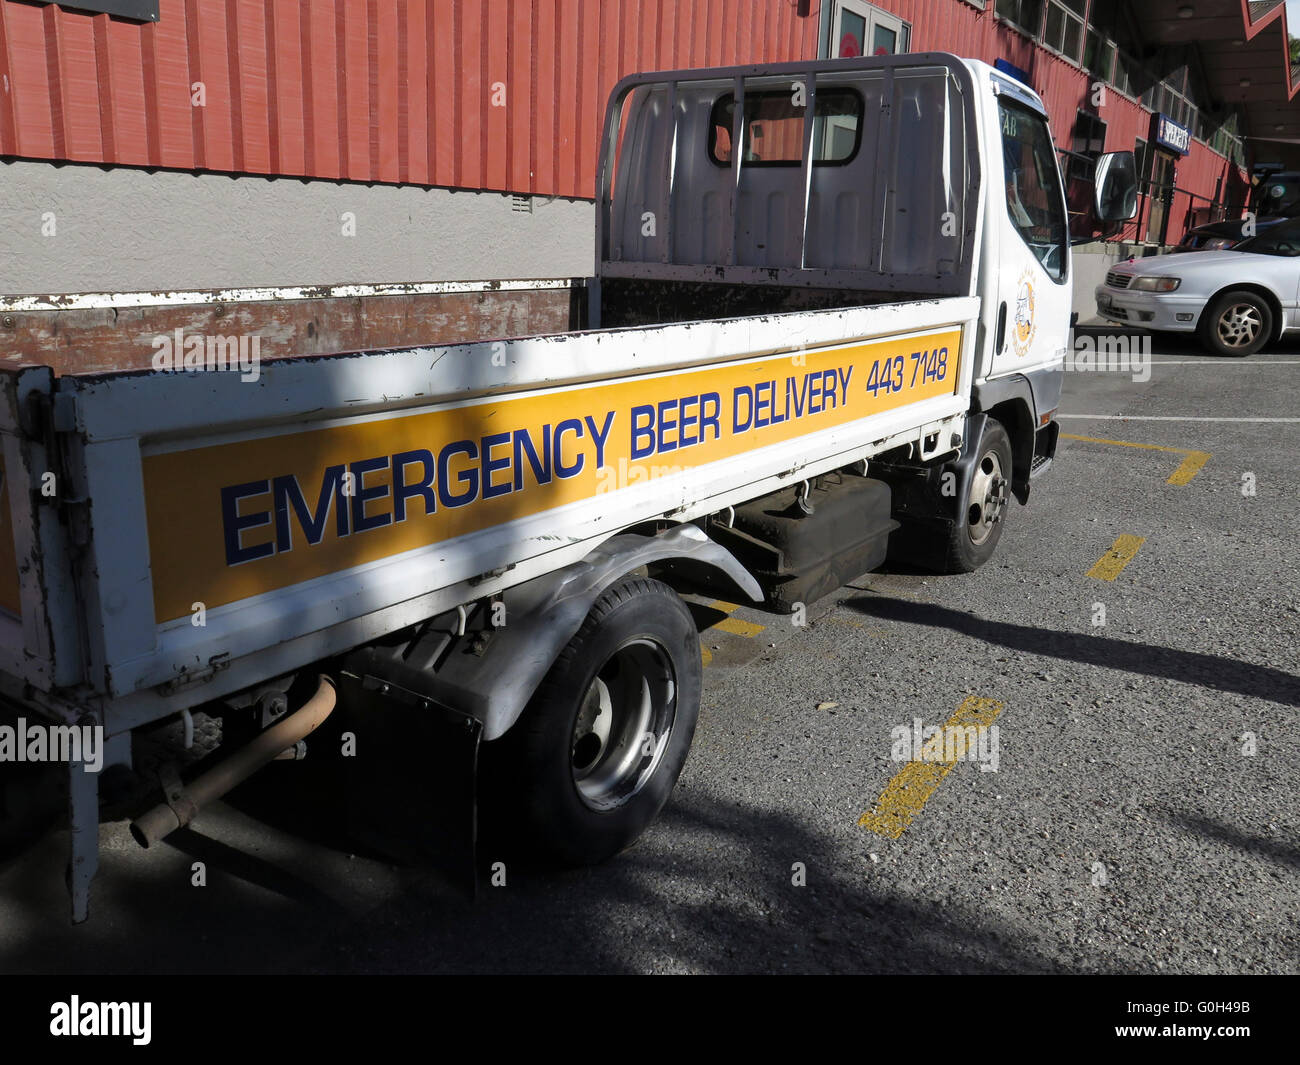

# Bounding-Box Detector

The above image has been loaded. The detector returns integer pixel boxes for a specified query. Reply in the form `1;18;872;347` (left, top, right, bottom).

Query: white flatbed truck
0;52;1136;921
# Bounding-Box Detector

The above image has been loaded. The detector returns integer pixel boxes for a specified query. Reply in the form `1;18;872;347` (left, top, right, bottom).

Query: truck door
989;91;1072;381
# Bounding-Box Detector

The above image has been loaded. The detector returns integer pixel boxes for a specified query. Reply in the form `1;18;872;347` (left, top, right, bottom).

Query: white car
1095;217;1300;356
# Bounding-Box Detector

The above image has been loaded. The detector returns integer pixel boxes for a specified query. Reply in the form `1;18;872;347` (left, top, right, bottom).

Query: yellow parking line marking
1062;432;1187;453
1167;451;1211;485
1086;534;1146;581
703;598;766;637
1060;433;1211;486
858;696;1004;839
700;645;713;667
713;616;766;638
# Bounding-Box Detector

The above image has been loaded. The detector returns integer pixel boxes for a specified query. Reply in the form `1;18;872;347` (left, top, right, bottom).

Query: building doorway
1146;149;1177;245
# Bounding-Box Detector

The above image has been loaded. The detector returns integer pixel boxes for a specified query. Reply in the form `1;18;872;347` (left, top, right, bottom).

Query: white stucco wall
1071;242;1139;323
0;159;596;295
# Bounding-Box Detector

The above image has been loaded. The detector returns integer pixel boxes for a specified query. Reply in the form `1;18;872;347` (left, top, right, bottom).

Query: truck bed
0;294;979;740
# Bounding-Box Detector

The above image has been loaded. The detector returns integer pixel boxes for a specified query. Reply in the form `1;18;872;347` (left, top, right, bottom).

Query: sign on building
1153;113;1191;156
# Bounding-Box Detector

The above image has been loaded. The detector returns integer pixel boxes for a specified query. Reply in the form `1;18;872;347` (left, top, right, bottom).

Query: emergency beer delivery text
143;333;959;623
220;367;856;567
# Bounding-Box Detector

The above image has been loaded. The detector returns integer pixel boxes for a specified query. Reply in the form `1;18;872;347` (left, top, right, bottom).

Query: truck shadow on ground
1161;810;1300;874
10;595;1293;974
2;784;1071;975
297;791;1071;975
845;596;1300;709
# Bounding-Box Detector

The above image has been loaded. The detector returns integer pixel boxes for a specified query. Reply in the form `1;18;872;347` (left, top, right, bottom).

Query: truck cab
596;54;1131;513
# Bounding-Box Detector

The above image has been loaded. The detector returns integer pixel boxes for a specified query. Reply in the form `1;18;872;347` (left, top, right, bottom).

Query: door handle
995;301;1007;354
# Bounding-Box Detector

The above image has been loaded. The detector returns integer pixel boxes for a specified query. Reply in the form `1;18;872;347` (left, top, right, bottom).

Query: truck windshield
999;99;1067;281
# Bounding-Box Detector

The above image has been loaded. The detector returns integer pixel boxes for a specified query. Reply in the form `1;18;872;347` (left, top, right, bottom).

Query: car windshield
1235;220;1300;256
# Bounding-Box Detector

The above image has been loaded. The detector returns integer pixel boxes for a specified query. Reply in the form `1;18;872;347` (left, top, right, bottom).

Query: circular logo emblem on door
1012;271;1036;357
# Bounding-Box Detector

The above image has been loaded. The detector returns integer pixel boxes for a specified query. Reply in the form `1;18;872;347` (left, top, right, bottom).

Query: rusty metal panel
0;0;820;200
0;284;580;376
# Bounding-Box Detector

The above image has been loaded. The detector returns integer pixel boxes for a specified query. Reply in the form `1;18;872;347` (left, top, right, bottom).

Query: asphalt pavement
2;328;1297;974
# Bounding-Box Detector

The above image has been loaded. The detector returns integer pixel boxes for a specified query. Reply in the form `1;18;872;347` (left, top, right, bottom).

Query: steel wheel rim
571;637;677;811
967;450;1008;547
1216;303;1262;349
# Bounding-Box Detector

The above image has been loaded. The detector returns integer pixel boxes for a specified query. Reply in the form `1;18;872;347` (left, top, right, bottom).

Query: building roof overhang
1128;1;1298;165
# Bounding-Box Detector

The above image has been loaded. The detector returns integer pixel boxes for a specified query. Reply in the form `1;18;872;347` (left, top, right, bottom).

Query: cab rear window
709;89;863;167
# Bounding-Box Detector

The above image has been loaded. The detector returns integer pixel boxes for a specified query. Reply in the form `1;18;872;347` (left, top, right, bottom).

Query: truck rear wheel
940;419;1012;573
483;576;701;866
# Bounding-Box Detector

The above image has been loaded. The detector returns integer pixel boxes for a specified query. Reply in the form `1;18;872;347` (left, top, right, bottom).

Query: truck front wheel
941;419;1012;573
483;576;701;866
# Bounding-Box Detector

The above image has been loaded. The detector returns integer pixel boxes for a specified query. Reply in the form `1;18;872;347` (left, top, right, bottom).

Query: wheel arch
369;525;759;742
971;376;1037;504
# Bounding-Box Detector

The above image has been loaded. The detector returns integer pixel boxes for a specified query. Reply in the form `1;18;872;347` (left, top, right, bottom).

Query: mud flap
335;670;482;897
879;414;989;566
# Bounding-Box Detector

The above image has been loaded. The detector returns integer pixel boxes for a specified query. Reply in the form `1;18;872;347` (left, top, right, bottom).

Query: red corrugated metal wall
0;0;820;199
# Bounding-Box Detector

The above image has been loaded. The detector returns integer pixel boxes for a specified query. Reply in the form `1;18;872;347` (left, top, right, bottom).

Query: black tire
940;419;1013;574
482;575;701;866
1197;290;1273;357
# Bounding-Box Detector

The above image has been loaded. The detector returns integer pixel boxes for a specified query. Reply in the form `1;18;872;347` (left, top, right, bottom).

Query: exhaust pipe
130;675;336;848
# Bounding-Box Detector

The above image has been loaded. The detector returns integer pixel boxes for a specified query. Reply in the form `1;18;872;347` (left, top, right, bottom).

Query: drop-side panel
52;296;978;729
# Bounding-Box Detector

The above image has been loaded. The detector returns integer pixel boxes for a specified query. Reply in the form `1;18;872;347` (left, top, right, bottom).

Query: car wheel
1198;290;1273;357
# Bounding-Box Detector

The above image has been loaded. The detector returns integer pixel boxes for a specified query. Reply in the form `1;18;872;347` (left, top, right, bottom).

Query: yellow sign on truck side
142;330;961;623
